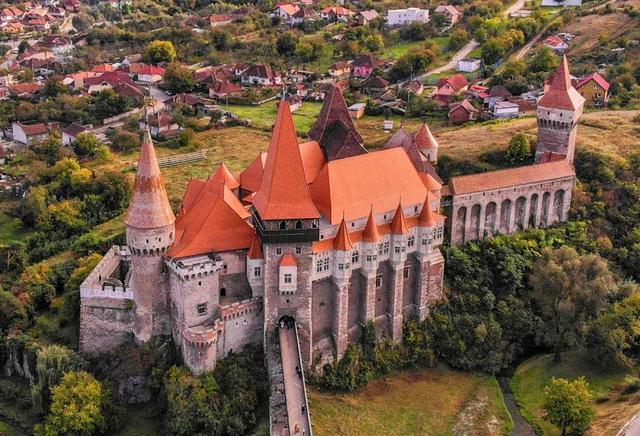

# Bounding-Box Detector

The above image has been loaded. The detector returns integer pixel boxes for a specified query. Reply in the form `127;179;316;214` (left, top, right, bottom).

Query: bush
505;133;532;164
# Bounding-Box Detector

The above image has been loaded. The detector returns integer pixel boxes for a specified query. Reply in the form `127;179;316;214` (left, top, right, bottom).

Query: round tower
125;126;176;342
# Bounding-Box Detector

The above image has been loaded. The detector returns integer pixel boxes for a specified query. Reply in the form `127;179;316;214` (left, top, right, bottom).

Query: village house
0;7;23;21
493;101;520;119
84;71;136;94
361;75;389;94
1;21;24;33
387;7;429;27
457;57;483;73
241;64;282;86
448;99;478;125
543;35;569;54
63;71;99;90
12;122;50;145
399;80;424;96
352;54;385;78
140;113;179;138
209;80;244;99
486;85;512;109
61;123;87;146
355;10;379;26
433;73;468;105
209;14;233;27
320;6;354;22
574;72;610;107
434;5;462;27
41;35;74;55
8;82;42;98
272;3;300;22
136;65;165;84
328;61;351;77
290;8;319;25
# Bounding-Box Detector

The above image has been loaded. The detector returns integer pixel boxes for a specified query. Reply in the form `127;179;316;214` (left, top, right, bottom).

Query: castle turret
535;55;585;164
125;126;176;342
390;202;409;266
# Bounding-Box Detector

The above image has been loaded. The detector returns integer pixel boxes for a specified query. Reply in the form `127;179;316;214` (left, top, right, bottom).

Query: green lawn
0;209;31;245
310;366;512;436
468;46;483;58
386;37;451;60
510;351;632;435
222;102;323;134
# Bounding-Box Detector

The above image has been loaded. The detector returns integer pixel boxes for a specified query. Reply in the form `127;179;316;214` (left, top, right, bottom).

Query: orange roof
449;160;575;195
239;152;266;193
247;233;264;259
419;193;445;227
390;203;409;235
309;147;427;224
210;162;239;190
252;101;320;220
413;123;438;150
538;55;584;111
280;254;297;266
166;190;254;258
333;216;354;250
125;128;175;229
362;208;381;242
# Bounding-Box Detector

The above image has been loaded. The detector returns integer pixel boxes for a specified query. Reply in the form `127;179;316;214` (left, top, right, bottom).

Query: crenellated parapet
166;255;224;282
220;297;262;322
80;246;132;300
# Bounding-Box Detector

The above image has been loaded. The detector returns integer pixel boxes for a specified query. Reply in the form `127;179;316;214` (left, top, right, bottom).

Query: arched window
279;221;287;230
295;220;303;229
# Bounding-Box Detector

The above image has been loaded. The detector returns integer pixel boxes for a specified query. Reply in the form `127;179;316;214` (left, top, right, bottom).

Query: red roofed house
12;122;50;145
543;35;569;54
434;5;462;27
209;14;233;27
434;73;468;105
209;80;243;98
448;99;479;125
137;65;165;84
351;53;384;78
84;71;135;93
328;61;351;77
272;3;300;21
575;72;610;107
240;64;282;86
61;123;87;146
320;6;355;22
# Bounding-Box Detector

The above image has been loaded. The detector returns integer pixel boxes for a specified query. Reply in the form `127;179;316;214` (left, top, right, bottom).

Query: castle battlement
80;246;132;300
220;297;262;321
166;255;223;281
181;319;224;348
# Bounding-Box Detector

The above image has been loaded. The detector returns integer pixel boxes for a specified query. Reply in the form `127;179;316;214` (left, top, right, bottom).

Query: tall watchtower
252;101;320;366
125;126;175;342
535;56;585;164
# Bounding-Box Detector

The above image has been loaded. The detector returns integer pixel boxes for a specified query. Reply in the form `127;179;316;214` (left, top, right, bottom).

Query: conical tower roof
210;162;239;190
247;233;264;259
363;207;381;242
390;203;409;235
125;126;175;229
538;55;584;111
418;194;437;227
333;215;353;251
413;123;439;150
252;101;319;220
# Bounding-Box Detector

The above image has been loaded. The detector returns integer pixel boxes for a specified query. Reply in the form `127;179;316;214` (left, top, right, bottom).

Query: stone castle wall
80;297;134;354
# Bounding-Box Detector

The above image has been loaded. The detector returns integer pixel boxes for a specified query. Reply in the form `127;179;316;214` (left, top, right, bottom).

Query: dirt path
498;377;535;436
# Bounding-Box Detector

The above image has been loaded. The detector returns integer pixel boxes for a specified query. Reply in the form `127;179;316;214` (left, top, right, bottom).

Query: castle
79;56;583;429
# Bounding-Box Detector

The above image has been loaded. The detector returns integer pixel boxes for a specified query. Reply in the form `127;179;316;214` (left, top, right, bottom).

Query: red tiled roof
247;233;263;259
449;160;575;195
61;123;86;136
9;82;42;95
413;123;438;150
352;53;383;69
390;203;409;235
280;254;297;266
210;163;240;190
333;216;354;250
576;72;610;92
125;128;175;229
16;122;48;136
362;208;381;242
538;56;584;111
544;35;564;47
209;80;243;95
419;193;445;227
84;71;134;87
252;101;319;220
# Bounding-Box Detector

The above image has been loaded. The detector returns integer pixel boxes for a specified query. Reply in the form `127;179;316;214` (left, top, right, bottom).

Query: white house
12;122;50;145
387;7;429;27
493;101;520;119
61;123;87;146
457;58;483;73
240;64;282;86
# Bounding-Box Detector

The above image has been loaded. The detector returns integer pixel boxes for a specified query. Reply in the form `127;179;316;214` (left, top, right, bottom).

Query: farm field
309;366;512;436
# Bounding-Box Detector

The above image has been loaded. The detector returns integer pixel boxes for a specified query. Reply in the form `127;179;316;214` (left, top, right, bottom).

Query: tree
32;133;64;166
145;40;177;64
0;288;26;334
530;247;617;362
506;133;532;164
36;371;106;436
543;377;595;436
449;29;470;51
276;33;298;57
109;129;140;152
31;345;85;414
163;63;196;94
0;242;27;275
18;40;29;54
528;46;559;73
72;132;102;158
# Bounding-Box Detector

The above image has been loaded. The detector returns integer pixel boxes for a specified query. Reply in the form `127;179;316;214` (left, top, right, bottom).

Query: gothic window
295;220;303;229
296;247;302;254
276;247;282;255
351;251;359;264
254;267;261;277
403;266;410;279
394;245;401;254
197;303;207;316
408;236;415;247
323;258;330;271
316;260;322;273
378;243;383;255
279;221;287;230
383;242;390;254
375;274;383;288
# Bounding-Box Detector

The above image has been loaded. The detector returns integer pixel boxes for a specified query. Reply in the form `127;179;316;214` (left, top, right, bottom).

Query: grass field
223;102;323;133
0;210;30;244
309;366;512;436
386;36;452;59
510;351;639;435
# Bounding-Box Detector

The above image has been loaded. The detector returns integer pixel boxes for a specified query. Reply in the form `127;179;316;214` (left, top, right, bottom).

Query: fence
133;149;207;169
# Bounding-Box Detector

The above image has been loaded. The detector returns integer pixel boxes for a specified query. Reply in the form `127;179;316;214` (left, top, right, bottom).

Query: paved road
279;325;312;436
416;0;526;79
618;411;640;436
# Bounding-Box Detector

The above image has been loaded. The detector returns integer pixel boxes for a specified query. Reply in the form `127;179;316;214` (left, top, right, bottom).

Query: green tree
31;345;85;414
32;133;64;166
528;46;559;73
0;288;26;334
506;133;532;164
72;132;102;158
145;40;177;64
18;40;29;54
449;29;470;51
109;129;140;152
543;377;595;436
530;247;617;362
163;62;196;94
36;371;106;436
276;33;298;57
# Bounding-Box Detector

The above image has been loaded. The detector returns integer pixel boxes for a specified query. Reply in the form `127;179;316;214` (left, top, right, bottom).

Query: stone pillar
462;205;470;245
534;197;543;228
362;271;376;322
415;251;445;321
478;203;486;239
522;196;531;231
508;198;517;234
388;263;404;342
332;277;349;359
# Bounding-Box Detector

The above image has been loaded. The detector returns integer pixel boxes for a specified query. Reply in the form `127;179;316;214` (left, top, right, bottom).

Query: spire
363;207;381;242
252;101;319;220
333;215;353;251
413;123;439;151
418;194;437;227
247;233;264;259
209;162;240;190
538;55;585;111
390;202;409;235
125;125;175;229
